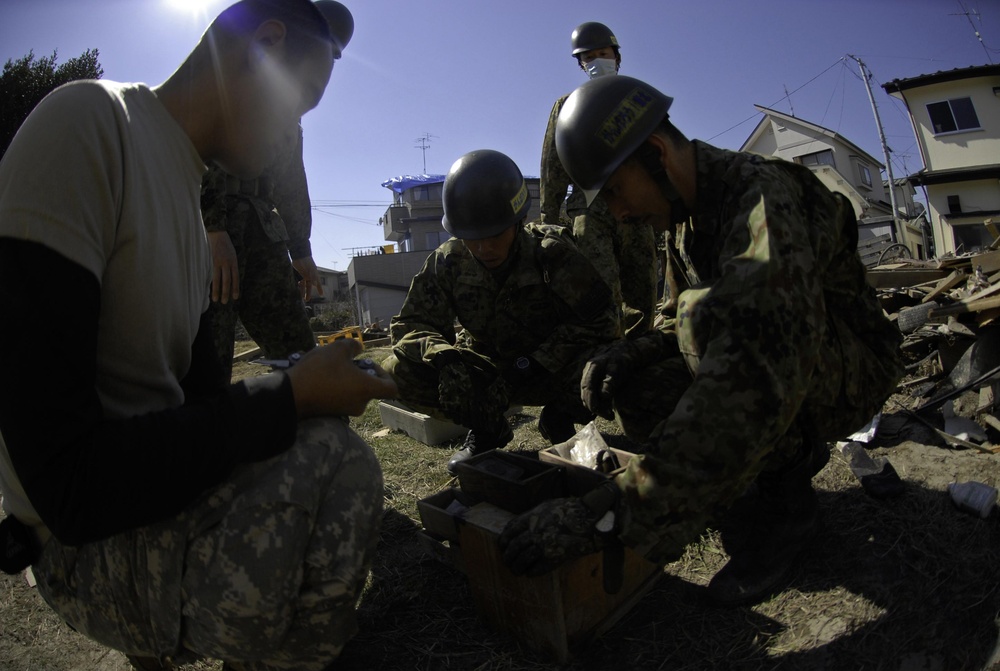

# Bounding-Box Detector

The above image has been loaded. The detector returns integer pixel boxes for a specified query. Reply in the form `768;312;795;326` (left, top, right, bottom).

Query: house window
858;164;872;188
927;97;981;134
953;222;992;253
796;149;835;168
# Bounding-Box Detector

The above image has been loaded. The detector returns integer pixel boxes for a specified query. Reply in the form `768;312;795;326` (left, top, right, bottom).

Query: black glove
580;332;671;419
499;480;622;577
437;360;474;421
498;497;606;576
438;359;510;427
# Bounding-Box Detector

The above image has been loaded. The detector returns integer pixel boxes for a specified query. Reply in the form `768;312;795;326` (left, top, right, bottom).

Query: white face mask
584;57;618;79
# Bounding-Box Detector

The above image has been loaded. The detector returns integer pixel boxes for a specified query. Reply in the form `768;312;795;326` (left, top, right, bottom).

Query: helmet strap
637;142;689;226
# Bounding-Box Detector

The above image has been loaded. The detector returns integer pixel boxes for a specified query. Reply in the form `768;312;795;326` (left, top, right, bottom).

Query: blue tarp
380;174;446;194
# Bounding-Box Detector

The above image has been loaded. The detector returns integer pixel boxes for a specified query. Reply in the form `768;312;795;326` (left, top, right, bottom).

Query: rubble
872;247;1000;454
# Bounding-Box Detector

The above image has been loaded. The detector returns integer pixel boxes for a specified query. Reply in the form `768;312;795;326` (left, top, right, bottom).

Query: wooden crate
453;450;564;513
457;502;661;663
416;457;661;663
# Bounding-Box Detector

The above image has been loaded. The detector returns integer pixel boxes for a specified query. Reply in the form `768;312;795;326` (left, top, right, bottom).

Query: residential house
741;105;928;262
883;64;1000;257
346;173;542;329
312;266;349;301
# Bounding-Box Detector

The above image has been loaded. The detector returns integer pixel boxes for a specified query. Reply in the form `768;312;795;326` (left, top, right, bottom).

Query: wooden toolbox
417;449;660;662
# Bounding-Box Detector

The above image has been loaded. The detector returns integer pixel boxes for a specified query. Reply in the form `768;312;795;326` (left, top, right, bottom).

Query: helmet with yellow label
555;75;672;206
442;150;531;240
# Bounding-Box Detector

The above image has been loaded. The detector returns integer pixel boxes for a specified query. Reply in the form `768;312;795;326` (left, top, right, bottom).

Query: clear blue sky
2;0;998;271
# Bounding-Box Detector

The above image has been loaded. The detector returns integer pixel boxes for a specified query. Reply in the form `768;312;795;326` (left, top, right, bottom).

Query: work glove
438;359;509;427
501;480;624;591
437;360;475;421
498;497;605;577
580;331;673;420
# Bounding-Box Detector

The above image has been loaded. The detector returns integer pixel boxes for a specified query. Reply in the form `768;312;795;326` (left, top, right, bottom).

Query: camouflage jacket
201;125;313;260
390;223;618;375
539;94;613;225
617;141;904;557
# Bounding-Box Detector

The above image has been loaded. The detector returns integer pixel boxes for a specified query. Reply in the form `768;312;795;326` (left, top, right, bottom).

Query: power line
953;0;997;63
707;58;845;142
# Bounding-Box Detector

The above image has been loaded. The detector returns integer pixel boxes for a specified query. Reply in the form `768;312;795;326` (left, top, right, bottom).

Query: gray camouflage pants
32;418;382;670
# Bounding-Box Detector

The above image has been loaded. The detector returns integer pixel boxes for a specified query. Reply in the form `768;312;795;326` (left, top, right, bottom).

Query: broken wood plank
931;295;1000;317
865;268;950;289
921;269;967;304
857;233;892;250
890;400;997;454
981;413;1000;433
970;249;1000;274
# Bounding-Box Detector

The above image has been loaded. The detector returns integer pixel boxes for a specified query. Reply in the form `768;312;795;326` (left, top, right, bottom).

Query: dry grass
4;345;1000;671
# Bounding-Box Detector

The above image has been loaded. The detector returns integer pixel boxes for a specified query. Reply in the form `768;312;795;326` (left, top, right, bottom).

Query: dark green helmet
571;22;619;57
441;150;530;240
313;0;354;58
555;75;672;205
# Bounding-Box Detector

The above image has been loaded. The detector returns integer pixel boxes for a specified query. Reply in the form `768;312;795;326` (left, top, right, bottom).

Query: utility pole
414;132;437;174
849;54;902;244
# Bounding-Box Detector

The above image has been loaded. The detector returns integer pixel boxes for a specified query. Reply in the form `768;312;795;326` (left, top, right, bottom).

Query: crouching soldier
499;76;904;606
382;149;618;474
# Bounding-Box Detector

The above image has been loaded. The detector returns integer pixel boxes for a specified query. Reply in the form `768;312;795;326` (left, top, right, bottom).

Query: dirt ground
3;348;1000;670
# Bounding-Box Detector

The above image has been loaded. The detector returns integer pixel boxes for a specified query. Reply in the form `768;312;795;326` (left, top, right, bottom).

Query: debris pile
872;249;1000;455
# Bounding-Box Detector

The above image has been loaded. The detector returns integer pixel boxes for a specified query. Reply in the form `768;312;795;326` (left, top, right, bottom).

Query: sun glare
165;0;220;17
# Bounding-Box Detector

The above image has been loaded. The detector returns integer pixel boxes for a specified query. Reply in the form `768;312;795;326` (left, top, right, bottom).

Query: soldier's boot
446;421;515;475
707;440;830;607
537;406;578;444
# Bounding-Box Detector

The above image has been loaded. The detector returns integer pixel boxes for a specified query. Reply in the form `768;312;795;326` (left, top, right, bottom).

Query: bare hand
292;256;323;303
208;231;240;304
286;339;398;418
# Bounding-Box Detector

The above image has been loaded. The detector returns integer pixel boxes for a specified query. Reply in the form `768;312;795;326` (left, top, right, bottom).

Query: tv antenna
951;2;995;64
783;84;795;117
414;132;438;174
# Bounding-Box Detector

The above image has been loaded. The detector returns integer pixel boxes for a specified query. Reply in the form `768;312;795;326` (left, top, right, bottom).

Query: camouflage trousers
570;209;657;338
209;214;315;381
610;313;902;563
32;418;383;671
381;347;593;431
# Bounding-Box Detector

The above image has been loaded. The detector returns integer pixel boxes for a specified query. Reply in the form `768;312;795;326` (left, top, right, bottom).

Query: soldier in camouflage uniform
539;22;657;338
0;3;400;671
203;121;321;381
500;76;904;606
381;150;618;475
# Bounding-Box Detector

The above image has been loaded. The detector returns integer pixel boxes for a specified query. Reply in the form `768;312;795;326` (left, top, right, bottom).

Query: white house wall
904;76;1000;172
930;177;1000;255
744;115;889;208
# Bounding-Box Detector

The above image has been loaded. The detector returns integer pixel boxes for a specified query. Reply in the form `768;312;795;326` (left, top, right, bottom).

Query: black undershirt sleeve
0;238;298;546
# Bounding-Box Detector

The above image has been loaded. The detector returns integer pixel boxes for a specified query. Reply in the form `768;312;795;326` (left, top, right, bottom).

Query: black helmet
570;22;619;57
441;150;531;240
555;75;672;205
313;1;354;58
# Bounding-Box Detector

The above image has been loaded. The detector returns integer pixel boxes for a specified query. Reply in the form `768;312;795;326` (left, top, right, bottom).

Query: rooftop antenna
952;1;994;64
848;54;902;244
783;84;795;117
414;132;438;174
